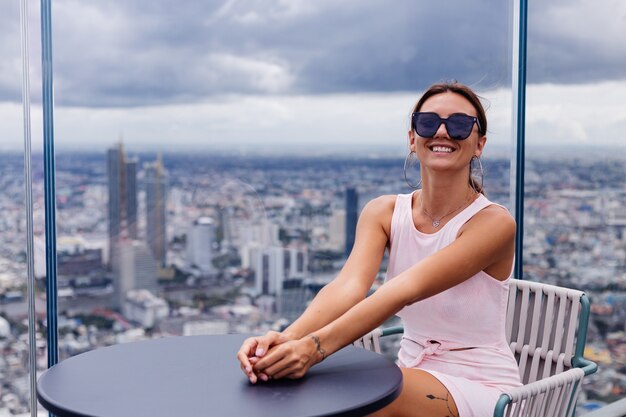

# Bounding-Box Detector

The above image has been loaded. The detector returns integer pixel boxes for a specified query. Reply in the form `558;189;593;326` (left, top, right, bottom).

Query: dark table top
38;334;402;417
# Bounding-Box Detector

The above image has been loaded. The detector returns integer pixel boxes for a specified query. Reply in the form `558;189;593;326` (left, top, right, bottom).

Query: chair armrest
381;325;404;337
573;357;598;376
353;326;404;353
493;367;585;417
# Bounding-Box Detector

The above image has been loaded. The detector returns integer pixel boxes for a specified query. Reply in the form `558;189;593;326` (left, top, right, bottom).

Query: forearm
282;278;369;340
312;276;409;358
249;279;403;381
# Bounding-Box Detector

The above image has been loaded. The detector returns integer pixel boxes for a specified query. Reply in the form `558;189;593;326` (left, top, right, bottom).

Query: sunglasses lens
446;115;475;140
413;113;440;137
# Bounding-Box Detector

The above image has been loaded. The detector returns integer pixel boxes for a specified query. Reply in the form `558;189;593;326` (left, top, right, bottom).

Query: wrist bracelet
309;335;326;361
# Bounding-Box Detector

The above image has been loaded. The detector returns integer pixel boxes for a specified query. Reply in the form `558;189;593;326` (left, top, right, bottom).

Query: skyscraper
107;143;138;266
112;240;158;309
253;246;308;296
187;217;216;274
145;155;167;266
345;187;358;257
328;208;346;251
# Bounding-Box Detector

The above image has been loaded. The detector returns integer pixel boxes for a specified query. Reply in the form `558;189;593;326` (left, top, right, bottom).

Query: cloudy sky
1;0;625;154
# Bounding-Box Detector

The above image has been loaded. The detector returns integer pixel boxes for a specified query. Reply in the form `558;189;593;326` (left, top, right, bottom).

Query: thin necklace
420;192;475;228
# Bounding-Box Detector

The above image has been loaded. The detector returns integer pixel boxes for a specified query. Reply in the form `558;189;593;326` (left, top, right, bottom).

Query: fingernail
260;374;268;381
245;366;252;373
256;348;265;356
249;375;256;384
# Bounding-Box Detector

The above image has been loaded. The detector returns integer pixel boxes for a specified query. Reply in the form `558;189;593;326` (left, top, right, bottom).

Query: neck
419;170;476;216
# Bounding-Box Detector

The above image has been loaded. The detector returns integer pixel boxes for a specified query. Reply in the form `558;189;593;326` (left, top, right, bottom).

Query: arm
253;206;515;379
280;195;395;340
237;195;395;381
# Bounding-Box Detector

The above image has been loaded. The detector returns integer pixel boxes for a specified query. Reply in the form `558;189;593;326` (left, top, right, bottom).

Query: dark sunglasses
412;112;483;140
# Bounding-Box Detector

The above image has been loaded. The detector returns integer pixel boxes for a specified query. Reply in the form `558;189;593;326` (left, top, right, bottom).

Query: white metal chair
353;278;598;417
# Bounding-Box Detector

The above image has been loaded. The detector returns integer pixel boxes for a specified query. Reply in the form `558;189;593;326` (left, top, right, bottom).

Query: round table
38;334;402;417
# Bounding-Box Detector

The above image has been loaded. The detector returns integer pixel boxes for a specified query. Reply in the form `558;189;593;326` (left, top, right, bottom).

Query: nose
433;121;450;139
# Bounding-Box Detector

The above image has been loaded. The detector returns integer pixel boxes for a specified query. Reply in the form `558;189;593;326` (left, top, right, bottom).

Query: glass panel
525;0;626;411
50;0;513;383
1;1;45;415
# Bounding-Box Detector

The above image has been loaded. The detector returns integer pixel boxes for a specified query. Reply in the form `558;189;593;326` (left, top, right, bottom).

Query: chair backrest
354;278;596;417
505;279;588;385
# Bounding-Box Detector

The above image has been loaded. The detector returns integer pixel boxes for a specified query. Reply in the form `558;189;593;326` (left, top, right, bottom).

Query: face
409;91;486;170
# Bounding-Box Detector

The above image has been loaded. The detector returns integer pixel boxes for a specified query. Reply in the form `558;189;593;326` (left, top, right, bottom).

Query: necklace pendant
432;220;441;228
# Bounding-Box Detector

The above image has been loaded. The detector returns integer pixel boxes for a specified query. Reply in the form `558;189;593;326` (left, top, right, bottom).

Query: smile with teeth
430;145;454;153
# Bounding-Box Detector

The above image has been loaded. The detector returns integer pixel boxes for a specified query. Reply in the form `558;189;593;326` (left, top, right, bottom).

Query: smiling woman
237;82;521;417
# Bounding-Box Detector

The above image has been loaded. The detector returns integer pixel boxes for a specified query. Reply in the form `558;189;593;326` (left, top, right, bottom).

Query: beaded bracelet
309;335;326;361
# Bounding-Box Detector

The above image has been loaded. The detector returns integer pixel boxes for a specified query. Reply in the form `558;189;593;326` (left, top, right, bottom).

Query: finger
248;372;258;384
269;361;302;380
270;355;305;379
254;332;281;357
253;346;284;371
237;337;258;359
237;352;254;376
237;338;259;376
259;353;297;379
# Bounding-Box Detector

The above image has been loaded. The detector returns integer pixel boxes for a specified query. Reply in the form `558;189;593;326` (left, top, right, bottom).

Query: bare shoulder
463;203;516;237
363;194;397;214
359;195;397;235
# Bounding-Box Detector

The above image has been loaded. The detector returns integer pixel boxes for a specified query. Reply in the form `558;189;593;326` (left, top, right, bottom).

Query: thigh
369;368;460;417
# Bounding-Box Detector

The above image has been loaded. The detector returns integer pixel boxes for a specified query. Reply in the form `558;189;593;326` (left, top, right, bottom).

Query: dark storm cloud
2;0;625;107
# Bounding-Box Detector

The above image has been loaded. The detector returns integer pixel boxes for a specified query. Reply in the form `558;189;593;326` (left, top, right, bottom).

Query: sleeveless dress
386;192;522;417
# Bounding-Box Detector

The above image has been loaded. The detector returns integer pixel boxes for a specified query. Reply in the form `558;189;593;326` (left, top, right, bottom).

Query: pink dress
386;192;522;417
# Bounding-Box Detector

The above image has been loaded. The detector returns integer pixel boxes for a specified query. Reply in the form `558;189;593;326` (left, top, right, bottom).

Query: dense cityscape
0;149;625;416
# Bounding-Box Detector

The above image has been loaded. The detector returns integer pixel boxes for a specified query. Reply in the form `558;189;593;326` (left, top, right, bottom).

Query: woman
237;82;522;417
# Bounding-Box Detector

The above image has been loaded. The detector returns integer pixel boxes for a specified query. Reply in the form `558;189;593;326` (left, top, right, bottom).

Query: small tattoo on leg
425;392;459;417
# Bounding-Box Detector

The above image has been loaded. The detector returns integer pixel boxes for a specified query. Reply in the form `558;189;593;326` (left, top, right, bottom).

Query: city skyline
0;151;624;414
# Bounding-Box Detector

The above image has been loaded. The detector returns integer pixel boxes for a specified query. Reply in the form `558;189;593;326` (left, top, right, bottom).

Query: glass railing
524;0;626;413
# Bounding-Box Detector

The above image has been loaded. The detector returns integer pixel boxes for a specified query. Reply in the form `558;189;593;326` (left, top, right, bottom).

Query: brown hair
411;82;487;193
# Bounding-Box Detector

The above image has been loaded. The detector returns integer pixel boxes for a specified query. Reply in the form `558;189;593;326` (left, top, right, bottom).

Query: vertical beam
19;0;38;414
40;0;59;368
512;0;528;279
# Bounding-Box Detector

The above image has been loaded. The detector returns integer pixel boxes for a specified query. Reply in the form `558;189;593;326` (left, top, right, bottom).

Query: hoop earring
403;151;421;189
470;155;484;193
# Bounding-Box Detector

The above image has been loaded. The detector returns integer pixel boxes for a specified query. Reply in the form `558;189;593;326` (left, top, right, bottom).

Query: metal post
512;0;528;280
40;0;59;369
19;0;38;414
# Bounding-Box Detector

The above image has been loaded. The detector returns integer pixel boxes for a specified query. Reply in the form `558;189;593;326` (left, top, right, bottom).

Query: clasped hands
237;331;323;384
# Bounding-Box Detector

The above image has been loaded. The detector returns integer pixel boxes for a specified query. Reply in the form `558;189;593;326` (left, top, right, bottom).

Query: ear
475;135;487;158
408;130;417;152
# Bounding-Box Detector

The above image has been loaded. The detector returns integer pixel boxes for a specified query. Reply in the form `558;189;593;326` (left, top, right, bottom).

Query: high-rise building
187;217;216;274
328;208;346;251
112;240;158;309
145;155;168;266
107;143;138;266
255;247;285;296
253;246;308;296
283;247;308;279
345;187;358;257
